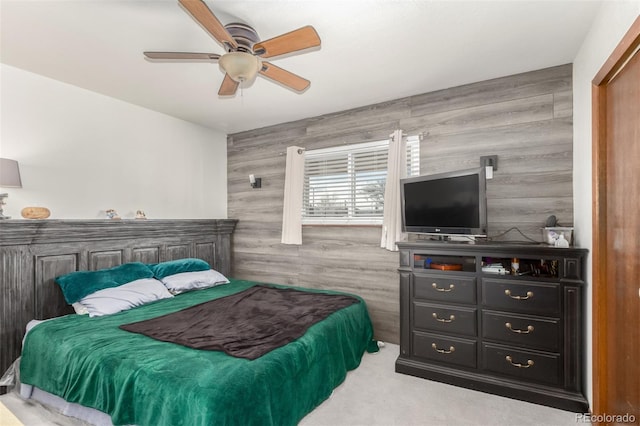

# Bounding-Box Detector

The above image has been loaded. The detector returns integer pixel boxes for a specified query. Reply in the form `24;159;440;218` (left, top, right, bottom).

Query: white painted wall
0;64;227;219
572;2;640;408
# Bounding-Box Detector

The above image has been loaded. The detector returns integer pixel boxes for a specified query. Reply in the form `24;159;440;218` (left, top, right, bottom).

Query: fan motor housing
225;23;260;53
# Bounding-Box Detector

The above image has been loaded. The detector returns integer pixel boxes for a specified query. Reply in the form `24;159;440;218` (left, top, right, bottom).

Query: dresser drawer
482;311;560;351
482;279;560;315
482;343;560;385
413;332;477;368
415;302;477;336
414;273;476;304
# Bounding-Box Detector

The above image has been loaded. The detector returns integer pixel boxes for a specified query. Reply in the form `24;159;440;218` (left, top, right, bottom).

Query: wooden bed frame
0;219;237;394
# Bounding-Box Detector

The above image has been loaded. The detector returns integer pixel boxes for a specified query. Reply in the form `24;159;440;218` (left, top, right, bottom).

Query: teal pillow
149;258;211;280
56;262;154;304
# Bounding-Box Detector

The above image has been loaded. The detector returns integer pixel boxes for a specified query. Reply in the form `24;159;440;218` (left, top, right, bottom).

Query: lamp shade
0;158;22;188
219;52;261;83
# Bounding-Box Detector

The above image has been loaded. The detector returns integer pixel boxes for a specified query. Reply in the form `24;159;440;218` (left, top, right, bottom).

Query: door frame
591;15;640;416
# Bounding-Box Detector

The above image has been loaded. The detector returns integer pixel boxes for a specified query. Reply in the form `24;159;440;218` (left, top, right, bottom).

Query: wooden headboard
0;219;237;393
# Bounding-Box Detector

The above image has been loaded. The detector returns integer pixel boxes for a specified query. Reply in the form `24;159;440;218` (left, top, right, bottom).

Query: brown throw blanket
120;285;359;360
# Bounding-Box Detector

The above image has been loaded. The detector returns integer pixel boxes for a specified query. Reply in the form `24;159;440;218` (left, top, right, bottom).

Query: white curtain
380;130;407;251
281;146;305;245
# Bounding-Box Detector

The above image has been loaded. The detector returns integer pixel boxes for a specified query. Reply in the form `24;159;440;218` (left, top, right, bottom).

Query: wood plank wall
227;64;573;344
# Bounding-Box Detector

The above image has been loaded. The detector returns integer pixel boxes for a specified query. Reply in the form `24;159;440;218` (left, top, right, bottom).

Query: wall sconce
0;158;23;219
249;174;262;189
480;155;498;180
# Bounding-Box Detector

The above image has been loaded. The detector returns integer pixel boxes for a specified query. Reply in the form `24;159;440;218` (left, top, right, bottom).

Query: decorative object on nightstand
135;210;147;219
105;209;121;220
0;158;23;219
21;207;51;219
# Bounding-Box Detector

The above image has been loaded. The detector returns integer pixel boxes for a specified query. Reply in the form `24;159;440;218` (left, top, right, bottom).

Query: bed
2;220;376;425
19;278;375;426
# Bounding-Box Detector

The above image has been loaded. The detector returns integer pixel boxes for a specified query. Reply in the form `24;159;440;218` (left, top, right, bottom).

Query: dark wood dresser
396;241;588;412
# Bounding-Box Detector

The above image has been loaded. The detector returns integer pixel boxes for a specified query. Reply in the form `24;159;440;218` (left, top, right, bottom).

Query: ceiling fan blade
253;26;320;58
218;73;239;96
144;52;220;61
259;62;310;92
178;0;237;50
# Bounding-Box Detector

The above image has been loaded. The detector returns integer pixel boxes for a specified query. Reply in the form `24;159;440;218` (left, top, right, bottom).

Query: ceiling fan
144;0;321;96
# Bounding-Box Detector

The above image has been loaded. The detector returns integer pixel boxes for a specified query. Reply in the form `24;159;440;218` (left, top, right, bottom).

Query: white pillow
160;269;230;295
78;278;173;317
72;302;89;315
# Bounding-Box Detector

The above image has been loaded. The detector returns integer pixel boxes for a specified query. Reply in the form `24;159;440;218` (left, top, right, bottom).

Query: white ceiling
1;0;601;134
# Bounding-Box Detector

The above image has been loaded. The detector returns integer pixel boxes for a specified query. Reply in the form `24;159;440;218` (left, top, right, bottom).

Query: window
302;136;420;224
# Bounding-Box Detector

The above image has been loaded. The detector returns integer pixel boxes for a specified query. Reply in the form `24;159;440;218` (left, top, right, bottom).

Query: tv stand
418;235;478;243
396;241;588;412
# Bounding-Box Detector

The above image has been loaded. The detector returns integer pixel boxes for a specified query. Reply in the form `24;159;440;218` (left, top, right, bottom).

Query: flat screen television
400;167;487;237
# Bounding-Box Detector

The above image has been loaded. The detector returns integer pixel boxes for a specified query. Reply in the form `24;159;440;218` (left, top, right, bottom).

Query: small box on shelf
542;227;573;246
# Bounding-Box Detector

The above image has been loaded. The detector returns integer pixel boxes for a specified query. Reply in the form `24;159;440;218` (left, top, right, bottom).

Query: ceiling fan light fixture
146;1;321;95
219;52;261;83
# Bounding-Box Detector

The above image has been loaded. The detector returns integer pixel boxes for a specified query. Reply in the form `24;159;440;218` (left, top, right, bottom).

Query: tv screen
401;168;487;236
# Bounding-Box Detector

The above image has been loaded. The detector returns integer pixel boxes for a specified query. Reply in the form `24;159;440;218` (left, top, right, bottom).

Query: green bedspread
20;279;376;426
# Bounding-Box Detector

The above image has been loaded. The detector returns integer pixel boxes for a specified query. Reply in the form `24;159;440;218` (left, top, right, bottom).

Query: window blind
303;137;419;224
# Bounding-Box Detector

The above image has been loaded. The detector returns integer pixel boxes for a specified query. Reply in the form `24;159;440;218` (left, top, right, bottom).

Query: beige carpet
301;343;579;425
1;400;24;426
1;343;580;425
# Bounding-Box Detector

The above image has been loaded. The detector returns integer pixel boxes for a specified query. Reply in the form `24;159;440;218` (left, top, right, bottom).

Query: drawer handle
432;283;455;292
505;355;534;368
504;289;534;300
432;313;456;323
431;343;455;354
505;323;534;334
